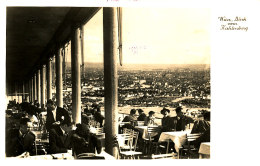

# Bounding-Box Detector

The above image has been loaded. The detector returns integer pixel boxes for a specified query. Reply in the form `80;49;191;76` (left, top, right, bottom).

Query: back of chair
147;126;160;141
187;133;201;142
123;128;133;134
131;131;139;151
95;127;103;135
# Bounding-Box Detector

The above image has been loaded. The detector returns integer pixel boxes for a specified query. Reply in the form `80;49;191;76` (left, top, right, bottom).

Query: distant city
51;63;210;110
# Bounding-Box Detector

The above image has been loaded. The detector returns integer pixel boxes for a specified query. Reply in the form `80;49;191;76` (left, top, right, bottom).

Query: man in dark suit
46;99;71;131
175;106;194;131
137;109;146;121
49;119;73;154
6;118;35;157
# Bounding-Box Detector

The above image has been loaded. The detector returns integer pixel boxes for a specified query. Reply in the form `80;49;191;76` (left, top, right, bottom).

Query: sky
82;8;210;64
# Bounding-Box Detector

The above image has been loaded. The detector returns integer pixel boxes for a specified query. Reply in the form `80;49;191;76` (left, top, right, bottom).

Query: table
158;131;188;155
199;142;210;159
96;151;116;160
22;152;74;160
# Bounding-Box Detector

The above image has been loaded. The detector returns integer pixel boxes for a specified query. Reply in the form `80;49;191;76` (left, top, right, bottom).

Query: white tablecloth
158;131;188;152
199;142;210;155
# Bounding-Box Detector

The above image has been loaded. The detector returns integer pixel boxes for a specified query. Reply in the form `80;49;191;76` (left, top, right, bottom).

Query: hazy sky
76;8;210;64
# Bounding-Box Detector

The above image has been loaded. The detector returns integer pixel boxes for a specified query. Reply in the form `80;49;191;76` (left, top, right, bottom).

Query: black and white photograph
1;0;260;164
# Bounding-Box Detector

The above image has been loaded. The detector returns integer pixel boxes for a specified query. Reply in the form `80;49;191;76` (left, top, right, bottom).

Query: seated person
144;111;157;126
192;111;210;149
72;123;102;156
193;127;210;149
174;106;194;131
161;108;175;132
48;119;73;154
137;109;146;121
191;111;210;134
6;118;35;157
93;107;105;127
122;109;137;126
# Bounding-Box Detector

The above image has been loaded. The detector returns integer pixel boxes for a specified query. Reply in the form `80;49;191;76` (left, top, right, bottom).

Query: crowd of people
5;99;210;158
5;99;104;158
120;106;210;153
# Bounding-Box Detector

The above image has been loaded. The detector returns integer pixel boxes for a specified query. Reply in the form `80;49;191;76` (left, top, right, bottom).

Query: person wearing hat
49;118;74;154
175;106;194;131
144;111;157;126
46;99;71;132
161;108;175;132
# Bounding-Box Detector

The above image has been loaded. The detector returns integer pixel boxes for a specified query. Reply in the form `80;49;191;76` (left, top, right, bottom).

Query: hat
161;108;170;114
148;111;155;116
138;109;144;113
175;106;183;113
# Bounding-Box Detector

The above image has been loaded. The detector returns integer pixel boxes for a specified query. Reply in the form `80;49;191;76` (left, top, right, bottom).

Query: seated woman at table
6;118;35;157
48;119;74;154
160;108;175;132
71;123;102;156
144;111;158;126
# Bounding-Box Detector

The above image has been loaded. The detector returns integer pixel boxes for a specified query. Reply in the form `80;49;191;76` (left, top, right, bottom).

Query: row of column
23;8;118;156
26;25;83;125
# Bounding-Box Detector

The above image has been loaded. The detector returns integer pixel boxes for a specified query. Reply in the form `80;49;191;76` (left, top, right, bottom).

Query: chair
95;127;103;135
34;132;49;155
179;133;201;158
144;126;161;155
119;122;131;134
116;133;143;159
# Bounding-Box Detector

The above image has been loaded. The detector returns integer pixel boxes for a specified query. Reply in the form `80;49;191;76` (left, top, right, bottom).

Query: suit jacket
161;116;175;132
175;115;194;131
6;129;35;157
137;113;147;121
49;125;73;154
46;107;70;131
72;133;102;155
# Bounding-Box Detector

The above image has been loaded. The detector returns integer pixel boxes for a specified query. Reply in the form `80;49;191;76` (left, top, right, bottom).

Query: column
41;65;46;108
34;74;37;102
103;7;119;156
32;76;34;102
29;79;31;102
71;24;81;124
46;58;52;100
37;69;41;107
56;47;63;107
22;81;25;102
